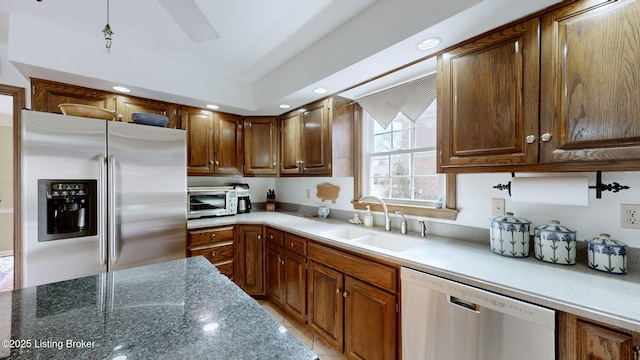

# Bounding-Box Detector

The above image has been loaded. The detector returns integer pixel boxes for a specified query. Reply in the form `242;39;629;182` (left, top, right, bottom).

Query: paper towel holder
492;171;629;199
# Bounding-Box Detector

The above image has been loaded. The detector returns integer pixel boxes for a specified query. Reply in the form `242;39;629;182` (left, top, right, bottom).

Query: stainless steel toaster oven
188;186;238;219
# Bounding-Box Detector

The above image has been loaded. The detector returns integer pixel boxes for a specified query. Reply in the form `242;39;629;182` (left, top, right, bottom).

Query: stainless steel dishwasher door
401;267;556;360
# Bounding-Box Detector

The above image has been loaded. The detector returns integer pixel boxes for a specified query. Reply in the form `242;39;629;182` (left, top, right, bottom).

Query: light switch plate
491;198;505;217
620;204;640;229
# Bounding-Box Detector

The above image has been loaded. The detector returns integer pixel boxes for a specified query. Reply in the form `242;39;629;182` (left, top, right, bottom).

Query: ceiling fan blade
157;0;220;43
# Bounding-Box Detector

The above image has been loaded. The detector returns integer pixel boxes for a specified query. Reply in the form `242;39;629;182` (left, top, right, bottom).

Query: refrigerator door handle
99;155;107;266
108;155;119;265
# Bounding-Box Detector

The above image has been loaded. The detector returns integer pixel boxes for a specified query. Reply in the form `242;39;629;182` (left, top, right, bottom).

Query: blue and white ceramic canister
490;212;532;258
534;220;577;265
585;233;627;274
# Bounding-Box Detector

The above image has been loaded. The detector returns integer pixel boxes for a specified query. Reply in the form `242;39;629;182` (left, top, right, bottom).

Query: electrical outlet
620;204;640;229
491;198;505;217
306;189;311;199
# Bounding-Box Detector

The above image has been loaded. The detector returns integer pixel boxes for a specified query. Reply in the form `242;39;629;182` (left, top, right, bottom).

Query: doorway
0;84;26;291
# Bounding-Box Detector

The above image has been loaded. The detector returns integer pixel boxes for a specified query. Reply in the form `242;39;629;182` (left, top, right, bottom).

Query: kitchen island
0;256;317;360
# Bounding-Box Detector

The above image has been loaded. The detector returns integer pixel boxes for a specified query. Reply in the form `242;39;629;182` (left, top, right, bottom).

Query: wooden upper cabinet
182;106;215;175
244;116;278;176
280;110;303;175
115;95;179;128
214;112;244;175
300;99;331;174
539;0;640;168
437;18;540;172
182;108;243;176
31;78;116;114
279;96;353;176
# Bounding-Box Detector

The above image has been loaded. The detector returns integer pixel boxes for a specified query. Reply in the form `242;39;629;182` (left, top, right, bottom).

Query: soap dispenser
363;206;373;227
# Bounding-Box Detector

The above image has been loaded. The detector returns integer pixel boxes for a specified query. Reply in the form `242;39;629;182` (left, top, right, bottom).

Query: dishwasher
401;267;556;360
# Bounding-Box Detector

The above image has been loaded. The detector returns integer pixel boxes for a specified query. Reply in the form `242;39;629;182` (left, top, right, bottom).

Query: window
362;100;442;206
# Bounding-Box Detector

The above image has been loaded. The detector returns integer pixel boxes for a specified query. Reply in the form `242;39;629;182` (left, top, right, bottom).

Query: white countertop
189;211;640;332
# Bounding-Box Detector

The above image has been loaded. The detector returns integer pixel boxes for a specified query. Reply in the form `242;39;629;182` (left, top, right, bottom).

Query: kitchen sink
320;227;380;240
320;226;426;252
354;235;426;252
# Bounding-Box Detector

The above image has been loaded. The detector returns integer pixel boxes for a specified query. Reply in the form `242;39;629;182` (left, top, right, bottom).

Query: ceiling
0;0;561;116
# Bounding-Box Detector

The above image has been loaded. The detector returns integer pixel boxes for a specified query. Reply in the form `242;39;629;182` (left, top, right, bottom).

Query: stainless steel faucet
395;211;407;234
358;195;391;231
418;221;427;237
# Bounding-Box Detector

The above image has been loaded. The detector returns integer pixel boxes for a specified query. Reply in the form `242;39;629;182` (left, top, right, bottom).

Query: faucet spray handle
418;221;427;237
395;211;407;234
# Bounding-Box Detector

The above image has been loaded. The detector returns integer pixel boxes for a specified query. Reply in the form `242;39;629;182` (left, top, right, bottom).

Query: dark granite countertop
0;257;317;360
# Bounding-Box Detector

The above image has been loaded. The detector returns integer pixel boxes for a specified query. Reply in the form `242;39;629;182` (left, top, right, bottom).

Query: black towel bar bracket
492;171;629;199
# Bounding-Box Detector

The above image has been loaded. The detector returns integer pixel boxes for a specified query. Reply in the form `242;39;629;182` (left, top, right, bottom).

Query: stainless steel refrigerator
20;110;187;288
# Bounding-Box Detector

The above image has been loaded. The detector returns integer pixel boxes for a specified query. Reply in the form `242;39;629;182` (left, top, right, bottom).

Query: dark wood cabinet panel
539;0;640;167
300;100;331;174
283;250;306;323
437;18;540;171
280;110;302;175
558;312;640;360
308;261;344;351
31;78;116;115
214;112;244;175
344;276;397;360
187;225;236;280
115;95;179;127
181;107;215;175
244;116;278;176
236;224;264;295
266;242;284;305
279;96;353;176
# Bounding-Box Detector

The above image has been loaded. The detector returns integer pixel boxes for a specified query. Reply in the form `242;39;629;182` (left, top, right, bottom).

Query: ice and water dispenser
38;180;97;242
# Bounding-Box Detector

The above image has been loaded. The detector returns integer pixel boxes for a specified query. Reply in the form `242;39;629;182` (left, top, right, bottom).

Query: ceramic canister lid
584;233;628;247
491;212;531;225
534;220;576;234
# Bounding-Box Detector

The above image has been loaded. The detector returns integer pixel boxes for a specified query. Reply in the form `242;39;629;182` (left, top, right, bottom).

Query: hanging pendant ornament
102;24;113;53
101;0;113;53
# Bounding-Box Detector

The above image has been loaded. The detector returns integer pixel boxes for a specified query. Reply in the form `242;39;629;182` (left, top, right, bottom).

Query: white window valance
356;73;437;129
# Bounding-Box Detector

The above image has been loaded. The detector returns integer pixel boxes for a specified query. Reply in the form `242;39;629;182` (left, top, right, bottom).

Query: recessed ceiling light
206;104;219;110
112;86;131;93
279;104;291;109
313;87;328;94
417;37;442;51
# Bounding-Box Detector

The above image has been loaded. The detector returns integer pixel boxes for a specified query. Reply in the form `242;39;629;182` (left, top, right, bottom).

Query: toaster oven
188;186;238;219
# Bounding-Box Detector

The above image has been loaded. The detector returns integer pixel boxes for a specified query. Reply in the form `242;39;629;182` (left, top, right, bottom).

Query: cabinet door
308;261;344;351
31;78;116;114
237;225;265;295
116;95;179;128
437;18;540;171
182;107;215;175
540;0;640;167
244;116;278;176
214;112;244;175
344;276;397;360
559;312;637;360
280;110;302;175
266;243;284;306
283;250;306;324
300;99;331;175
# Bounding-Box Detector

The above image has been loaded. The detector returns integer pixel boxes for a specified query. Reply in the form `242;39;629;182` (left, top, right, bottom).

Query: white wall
278;172;640;248
0;43;30;95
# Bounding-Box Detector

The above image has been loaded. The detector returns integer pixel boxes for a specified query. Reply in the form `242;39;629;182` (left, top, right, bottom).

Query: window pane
371;177;390;198
413;152;437;175
390;154;410;176
373;133;392;152
371;156;389;177
414;176;440;200
390;177;412;199
373;119;388;134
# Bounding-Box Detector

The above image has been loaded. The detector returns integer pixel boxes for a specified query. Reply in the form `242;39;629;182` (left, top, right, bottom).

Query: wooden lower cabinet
559;312;640;360
187;225;235;279
266;228;307;324
308;242;398;360
236;224;265;295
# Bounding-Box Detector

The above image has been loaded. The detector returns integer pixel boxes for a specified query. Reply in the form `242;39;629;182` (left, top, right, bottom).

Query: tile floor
257;300;347;360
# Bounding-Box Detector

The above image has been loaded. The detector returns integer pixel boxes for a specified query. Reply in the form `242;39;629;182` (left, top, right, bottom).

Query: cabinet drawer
266;227;284;246
308;242;397;293
189;242;234;263
215;261;235;279
188;226;235;247
283;233;307;256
